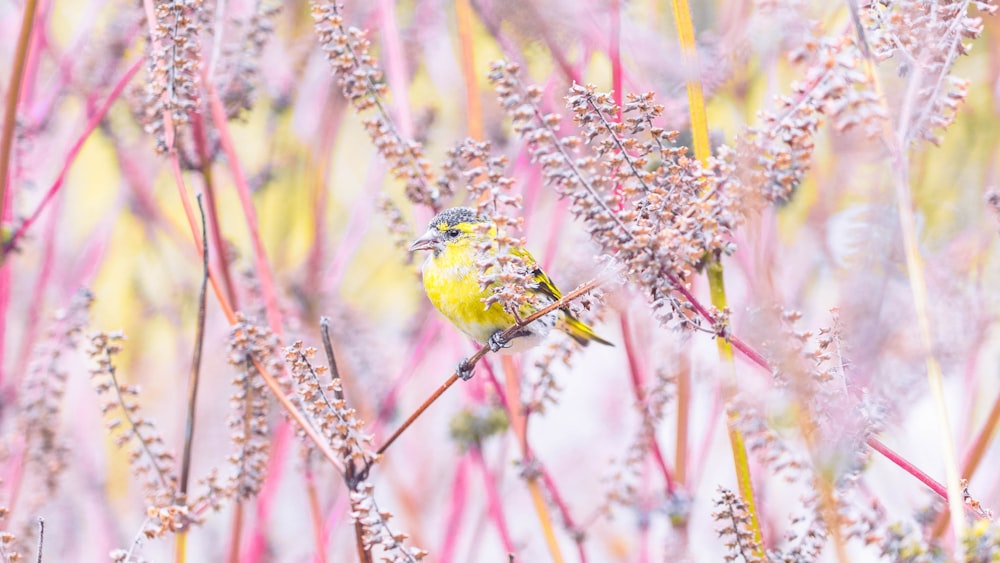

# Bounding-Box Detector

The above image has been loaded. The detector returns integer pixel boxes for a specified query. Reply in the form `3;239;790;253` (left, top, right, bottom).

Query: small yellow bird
409;207;611;366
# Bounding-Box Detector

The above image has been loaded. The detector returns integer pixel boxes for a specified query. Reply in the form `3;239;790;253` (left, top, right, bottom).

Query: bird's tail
560;313;613;347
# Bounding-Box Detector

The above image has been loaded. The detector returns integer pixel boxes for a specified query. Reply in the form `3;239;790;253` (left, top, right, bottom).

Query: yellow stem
527;479;563;563
501;356;564;563
894;166;966;551
852;37;967;553
670;0;764;550
455;0;483;141
670;0;711;164
174;532;187;563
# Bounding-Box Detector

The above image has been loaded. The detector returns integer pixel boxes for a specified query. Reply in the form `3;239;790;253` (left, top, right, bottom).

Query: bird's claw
488;331;509;353
458;358;475;381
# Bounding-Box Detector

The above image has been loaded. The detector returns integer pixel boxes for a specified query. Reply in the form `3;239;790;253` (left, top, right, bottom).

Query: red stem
190;110;239;310
865;436;947;500
377;0;413;139
242;423;292;563
439;456;470;563
480;365;588;562
620;314;677;494
2;59;142;255
470;448;515;554
203;76;283;334
610;0;623;115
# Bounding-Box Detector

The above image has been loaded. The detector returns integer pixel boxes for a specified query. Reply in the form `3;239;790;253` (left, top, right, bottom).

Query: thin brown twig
0;0;40;263
190;111;239;309
179;194;208;498
175;194;209;563
320;317;343;401
314;322;374;562
35;517;43;563
375;277;602;457
354;520;373;563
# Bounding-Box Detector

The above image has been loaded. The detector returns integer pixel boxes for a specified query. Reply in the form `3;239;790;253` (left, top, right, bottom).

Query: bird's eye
446;228;461;239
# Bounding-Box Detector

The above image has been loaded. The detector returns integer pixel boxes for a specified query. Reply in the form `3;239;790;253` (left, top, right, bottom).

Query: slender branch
179;195;209;497
190;111;239;309
161;117;349;476
35;517;43;563
375;278;603;456
354;520;372;563
932;387;1000;536
175;194;209;563
319;317;343;400
104;349;174;493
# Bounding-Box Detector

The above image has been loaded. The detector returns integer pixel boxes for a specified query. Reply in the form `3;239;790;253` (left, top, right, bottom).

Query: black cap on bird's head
409;207;486;252
428;207;482;230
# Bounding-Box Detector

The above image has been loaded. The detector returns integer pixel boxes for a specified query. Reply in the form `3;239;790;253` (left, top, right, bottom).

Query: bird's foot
488;330;510;353
458;358;476;381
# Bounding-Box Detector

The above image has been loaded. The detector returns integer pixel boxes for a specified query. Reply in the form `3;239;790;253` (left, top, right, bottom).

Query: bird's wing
510;246;563;302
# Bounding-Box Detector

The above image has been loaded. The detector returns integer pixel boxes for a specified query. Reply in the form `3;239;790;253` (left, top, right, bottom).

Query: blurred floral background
1;0;999;561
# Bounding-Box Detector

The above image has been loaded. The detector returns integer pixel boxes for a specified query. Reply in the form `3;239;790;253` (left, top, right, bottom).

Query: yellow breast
420;241;519;344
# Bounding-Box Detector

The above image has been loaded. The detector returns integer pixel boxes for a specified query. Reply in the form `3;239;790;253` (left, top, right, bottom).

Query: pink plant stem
620;314;677;493
304;95;343;296
240;422;292;563
539;197;569;272
610;0;622;115
609;0;627;209
317;494;349;563
2;59;143;255
480;363;588;561
190;110;239;309
439;455;470;563
655;262;960;508
866;436;947;500
470;447;516;554
165;141;234;318
540;18;580;85
12;180;63;385
203;76;284;334
479;357;508;407
0;0;40;243
638;465;651;563
514;145;542;217
377;0;413;138
326;159;385;288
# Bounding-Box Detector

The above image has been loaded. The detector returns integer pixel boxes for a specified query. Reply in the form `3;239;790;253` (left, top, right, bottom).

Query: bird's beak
408;230;440;252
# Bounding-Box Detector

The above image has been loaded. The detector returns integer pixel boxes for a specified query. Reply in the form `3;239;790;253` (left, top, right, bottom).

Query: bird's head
408;207;487;256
